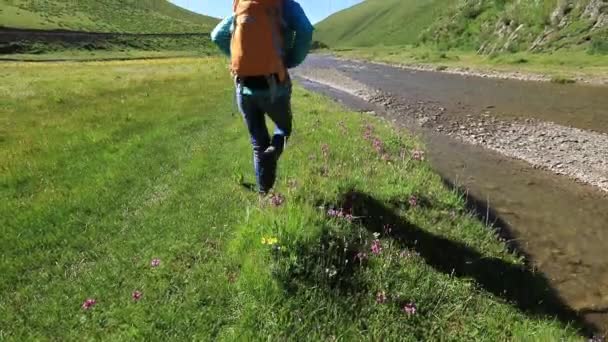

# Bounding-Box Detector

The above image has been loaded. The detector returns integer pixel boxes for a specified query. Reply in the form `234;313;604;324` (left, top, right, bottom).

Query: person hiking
211;0;313;195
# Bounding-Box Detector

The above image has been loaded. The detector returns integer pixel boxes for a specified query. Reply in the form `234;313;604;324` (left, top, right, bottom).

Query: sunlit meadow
0;57;583;340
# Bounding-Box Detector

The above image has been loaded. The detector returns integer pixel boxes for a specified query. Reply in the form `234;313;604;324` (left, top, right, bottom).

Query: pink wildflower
355;252;368;262
151;258;161;267
408;195;418;207
371;239;383;255
403;302;417;315
372;138;384;154
82;298;97;310
328;208;353;222
270;193;285;207
132;291;142;301
376;291;387;304
412;150;425;161
327;209;339;218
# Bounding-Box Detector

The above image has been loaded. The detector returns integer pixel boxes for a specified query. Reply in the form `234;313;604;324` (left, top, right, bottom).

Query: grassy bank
0;50;204;62
0;33;217;62
0;57;585;339
0;0;217;33
324;45;608;83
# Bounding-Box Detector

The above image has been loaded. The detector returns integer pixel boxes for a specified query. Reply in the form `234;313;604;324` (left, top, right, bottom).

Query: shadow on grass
334;189;598;337
273;221;368;295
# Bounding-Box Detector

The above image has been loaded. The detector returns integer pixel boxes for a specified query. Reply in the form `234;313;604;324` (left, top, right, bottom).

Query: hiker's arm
284;0;314;69
210;16;234;57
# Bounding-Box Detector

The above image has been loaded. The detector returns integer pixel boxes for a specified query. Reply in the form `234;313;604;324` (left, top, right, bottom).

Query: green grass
0;0;218;33
0;57;584;340
0;50;205;62
315;0;453;48
1;34;218;61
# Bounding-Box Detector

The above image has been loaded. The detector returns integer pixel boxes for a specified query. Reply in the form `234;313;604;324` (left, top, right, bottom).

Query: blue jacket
211;0;313;95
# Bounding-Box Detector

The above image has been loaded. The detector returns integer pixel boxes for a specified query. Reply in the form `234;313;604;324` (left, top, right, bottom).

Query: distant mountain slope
0;0;218;33
315;0;608;54
315;0;453;47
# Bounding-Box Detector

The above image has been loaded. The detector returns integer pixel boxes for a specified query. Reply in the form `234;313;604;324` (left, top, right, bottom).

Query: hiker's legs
250;91;292;192
236;90;271;192
262;91;293;158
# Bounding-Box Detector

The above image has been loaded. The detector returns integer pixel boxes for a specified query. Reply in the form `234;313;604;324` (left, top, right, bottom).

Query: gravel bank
333;56;608;86
296;69;608;193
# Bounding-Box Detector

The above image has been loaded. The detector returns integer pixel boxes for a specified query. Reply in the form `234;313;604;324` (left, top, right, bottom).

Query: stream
295;55;608;332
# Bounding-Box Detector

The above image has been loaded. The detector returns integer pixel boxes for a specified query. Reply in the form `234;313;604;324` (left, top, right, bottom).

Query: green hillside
315;0;454;47
0;0;218;33
316;0;608;54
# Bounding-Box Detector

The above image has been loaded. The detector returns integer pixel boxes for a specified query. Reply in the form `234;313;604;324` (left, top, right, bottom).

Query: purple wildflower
372;138;384;154
376;291;387;304
327;209;339;218
132;291;142;301
355;252;368;262
408;195;418;208
82;298;97;310
150;258;161;267
403;302;417;315
328;208;353;222
371;239;383;255
270;193;285;207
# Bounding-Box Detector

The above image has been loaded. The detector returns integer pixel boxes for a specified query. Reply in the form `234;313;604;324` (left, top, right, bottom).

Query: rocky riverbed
335;57;608;86
296;68;608;193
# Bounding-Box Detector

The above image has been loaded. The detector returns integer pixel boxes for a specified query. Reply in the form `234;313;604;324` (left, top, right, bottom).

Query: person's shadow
332;190;599;337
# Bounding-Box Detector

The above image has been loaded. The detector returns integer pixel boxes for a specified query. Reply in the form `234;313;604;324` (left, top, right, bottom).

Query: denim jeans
236;84;292;193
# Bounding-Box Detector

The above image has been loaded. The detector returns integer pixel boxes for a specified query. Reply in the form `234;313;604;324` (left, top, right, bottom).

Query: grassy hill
315;0;454;48
315;0;608;54
0;0;220;60
0;0;218;33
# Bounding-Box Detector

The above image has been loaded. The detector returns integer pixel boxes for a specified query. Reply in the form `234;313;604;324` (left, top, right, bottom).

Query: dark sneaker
261;146;278;191
263;146;277;159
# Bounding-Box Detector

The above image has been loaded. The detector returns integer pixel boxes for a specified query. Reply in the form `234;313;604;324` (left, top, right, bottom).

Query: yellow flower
261;237;278;245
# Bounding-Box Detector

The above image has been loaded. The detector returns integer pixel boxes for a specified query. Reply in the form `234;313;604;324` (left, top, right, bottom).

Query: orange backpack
231;0;287;82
